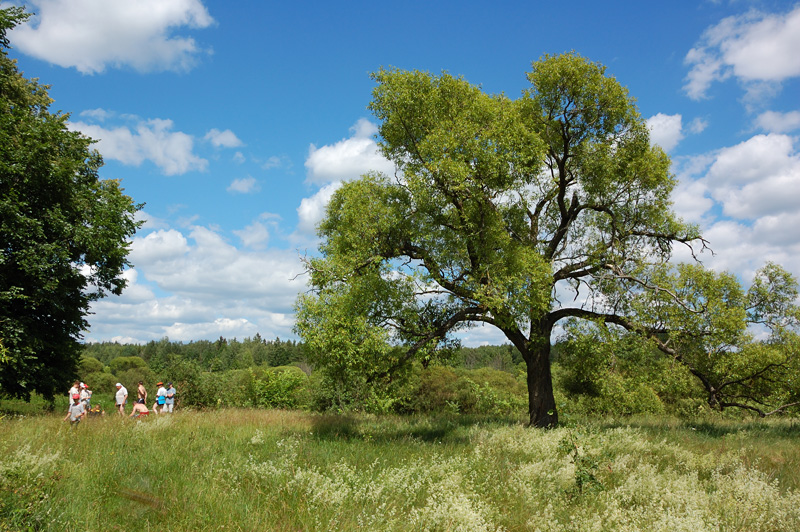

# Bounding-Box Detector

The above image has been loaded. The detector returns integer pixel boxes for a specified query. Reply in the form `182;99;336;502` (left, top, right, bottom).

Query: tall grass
2;410;799;531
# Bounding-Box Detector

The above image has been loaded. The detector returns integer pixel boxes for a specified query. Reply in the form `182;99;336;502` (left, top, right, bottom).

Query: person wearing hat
63;393;86;426
164;382;176;413
115;383;128;416
79;382;91;410
153;381;167;415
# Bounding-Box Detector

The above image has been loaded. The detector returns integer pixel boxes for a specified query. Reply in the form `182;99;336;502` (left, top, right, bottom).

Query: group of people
117;380;177;417
64;379;177;425
63;380;92;425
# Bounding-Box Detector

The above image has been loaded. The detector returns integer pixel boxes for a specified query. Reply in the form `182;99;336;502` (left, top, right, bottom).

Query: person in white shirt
153;382;167;414
115;383;128;416
68;380;79;405
80;383;91;410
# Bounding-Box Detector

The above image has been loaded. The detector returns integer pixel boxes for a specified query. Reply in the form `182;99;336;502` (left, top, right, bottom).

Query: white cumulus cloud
227;176;259;194
684;5;800;100
305;118;395;184
703;134;800;220
755;110;800;133
10;0;214;74
233;220;271;249
87;222;308;342
205;128;243;148
296;182;342;235
10;0;215;74
69;117;208;175
647;113;684;152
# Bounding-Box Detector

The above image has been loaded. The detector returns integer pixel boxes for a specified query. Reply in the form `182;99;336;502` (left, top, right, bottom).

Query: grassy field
1;408;799;531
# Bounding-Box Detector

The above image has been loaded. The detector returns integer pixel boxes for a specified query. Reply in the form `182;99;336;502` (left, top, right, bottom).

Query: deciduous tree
638;263;800;416
296;53;701;427
0;7;141;400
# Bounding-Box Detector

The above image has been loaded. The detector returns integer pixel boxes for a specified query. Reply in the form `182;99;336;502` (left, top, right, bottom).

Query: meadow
2;407;800;531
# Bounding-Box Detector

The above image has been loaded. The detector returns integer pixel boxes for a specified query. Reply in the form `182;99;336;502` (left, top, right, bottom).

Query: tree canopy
296;52;706;427
0;7;141;400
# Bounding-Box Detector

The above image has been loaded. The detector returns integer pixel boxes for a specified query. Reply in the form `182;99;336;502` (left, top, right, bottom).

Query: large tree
0;7;141;400
296;53;701;427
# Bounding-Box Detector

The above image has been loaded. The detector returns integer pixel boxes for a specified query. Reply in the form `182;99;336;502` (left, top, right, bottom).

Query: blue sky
4;0;800;345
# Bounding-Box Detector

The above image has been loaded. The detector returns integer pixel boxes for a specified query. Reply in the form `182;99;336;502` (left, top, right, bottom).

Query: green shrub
108;356;148;375
400;366;459;414
252;366;309;409
398;365;526;417
78;355;103;375
81;371;116;396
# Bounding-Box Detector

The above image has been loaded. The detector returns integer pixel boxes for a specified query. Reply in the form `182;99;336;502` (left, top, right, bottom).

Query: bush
81;371;116;396
78;356;103;375
454;369;527;417
397;365;527;417
108;356;148;375
117;367;157;397
251;366;309;409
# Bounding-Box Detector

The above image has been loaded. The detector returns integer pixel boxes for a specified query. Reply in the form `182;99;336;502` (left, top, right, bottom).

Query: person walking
115;383;128;416
68;380;79;405
80;383;91;410
153;382;167;414
137;381;147;404
63;394;86;426
164;382;176;413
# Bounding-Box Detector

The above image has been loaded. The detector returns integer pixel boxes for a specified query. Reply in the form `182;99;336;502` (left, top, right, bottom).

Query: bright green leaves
617;262;800;415
747;262;800;332
298;53;712;426
370;68;543;194
524;51;638;157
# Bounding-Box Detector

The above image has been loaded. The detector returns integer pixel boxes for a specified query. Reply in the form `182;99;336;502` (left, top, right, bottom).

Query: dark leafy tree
0;7;141;400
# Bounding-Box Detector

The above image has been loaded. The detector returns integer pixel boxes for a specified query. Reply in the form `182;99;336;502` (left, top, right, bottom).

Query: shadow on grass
307;412;523;444
589;415;800;439
0;396;60;417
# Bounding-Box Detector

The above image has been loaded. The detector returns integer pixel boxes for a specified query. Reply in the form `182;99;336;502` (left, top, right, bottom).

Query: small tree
296;53;702;427
640;263;800;417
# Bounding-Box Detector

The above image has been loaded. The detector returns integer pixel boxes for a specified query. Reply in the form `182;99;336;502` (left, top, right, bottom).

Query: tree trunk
525;340;557;428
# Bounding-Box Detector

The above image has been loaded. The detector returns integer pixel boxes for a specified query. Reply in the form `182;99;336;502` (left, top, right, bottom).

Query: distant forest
81;335;540;375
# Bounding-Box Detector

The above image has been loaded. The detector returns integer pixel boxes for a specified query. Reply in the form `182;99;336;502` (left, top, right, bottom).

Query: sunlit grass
2;409;799;531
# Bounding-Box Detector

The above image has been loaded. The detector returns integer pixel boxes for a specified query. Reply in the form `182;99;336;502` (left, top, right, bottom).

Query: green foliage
251;366;309;409
108;356;148;375
78;355;103;375
555;326;692;416
82;335;306;373
117;367;157;394
395;365;527;417
296;53;702;427
631;263;800;416
452;344;521;371
556;431;606;495
81;371;116;396
0;7;141;401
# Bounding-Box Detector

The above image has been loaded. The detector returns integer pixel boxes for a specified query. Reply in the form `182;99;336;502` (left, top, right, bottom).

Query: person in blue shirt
164;382;177;413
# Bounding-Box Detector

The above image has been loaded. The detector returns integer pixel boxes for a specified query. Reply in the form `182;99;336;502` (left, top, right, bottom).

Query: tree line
72;329;798;420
